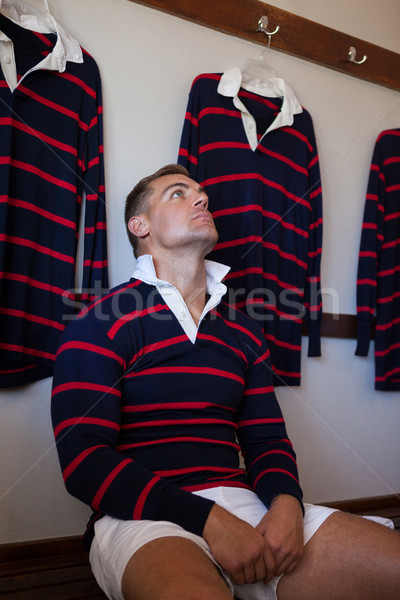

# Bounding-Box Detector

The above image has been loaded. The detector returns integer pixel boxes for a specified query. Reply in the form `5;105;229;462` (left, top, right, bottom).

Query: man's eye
172;190;183;198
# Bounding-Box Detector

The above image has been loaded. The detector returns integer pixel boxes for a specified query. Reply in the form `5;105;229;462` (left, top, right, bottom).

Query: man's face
141;174;218;255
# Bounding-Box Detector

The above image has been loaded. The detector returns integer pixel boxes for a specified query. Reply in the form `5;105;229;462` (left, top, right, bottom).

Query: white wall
0;0;399;544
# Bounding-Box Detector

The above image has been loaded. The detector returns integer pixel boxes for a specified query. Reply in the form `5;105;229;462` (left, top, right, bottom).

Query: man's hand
203;503;276;585
255;494;304;580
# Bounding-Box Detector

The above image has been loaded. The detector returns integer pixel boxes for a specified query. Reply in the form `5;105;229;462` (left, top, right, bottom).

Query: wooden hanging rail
127;0;400;92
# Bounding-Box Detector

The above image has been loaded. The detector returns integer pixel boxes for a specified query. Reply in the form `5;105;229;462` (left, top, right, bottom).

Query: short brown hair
124;164;191;256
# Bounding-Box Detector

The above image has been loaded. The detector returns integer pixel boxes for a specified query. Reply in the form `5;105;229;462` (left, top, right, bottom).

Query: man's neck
152;253;208;326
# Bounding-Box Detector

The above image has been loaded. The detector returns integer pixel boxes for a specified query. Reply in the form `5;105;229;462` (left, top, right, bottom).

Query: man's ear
128;215;149;239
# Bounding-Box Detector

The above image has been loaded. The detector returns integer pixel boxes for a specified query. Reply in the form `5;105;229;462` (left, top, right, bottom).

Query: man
52;164;400;600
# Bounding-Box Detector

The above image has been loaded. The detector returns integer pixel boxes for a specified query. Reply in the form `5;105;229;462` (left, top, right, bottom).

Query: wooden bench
0;536;107;599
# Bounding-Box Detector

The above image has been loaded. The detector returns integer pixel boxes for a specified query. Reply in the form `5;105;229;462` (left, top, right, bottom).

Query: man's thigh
277;511;400;600
89;516;234;600
122;536;233;600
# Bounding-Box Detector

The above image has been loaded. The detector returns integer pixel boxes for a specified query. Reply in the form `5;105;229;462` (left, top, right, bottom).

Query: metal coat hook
348;46;367;65
257;16;280;48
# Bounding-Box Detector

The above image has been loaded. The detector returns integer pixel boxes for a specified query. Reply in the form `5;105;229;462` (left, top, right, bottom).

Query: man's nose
193;194;208;209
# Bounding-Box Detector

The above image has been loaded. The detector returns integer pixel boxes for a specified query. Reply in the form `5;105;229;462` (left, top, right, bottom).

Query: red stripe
18;85;89;130
0;342;54;361
127;366;244;385
254;349;271;364
57;72;96;98
265;334;301;351
357;278;377;286
258;145;308;175
133;475;161;520
32;30;53;46
0;307;65;331
108;304;169;340
63;445;106;481
376;366;400;382
122;417;237;430
154;466;243;477
0;157;76;192
238;418;284;427
53;417;120;438
220;314;263;346
253;468;299;486
214;236;308;269
0;117;78;156
78;280;142;319
248;449;297;470
202;173;311;210
377;291;400;304
359;251;376;258
280;127;313;152
375;316;400;331
117;436;241;452
211;204;309;238
238;89;280;110
0;234;74;264
56;341;125;367
183;481;251;492
243;386;274;396
385;210;400;222
184;111;198;127
375;342;400;357
198;107;241;120
357;306;375;315
92;459;132;511
128;335;188;367
3;197;76;229
235;298;302;323
200;141;250;153
178;147;198;165
386;184;400;193
122;401;235;413
272;366;301;379
52;382;121;399
0;271;73;297
192;73;222;85
225;267;303;294
83;259;108;269
196;333;247;362
362;222;378;230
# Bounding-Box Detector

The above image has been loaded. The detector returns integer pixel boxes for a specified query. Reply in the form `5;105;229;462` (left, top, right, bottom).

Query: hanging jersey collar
218;67;303;150
0;0;83;91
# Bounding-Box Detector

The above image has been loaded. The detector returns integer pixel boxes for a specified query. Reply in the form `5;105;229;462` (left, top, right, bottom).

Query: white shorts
89;486;393;600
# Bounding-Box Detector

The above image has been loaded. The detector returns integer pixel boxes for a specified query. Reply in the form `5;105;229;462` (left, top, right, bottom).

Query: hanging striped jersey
51;278;303;549
356;129;400;391
0;14;108;387
177;73;323;387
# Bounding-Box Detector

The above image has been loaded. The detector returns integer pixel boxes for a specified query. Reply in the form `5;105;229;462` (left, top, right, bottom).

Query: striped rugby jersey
356;129;400;391
178;72;323;387
51;275;303;549
0;14;108;387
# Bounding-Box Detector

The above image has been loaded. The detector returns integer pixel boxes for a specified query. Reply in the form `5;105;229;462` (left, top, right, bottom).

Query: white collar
133;254;230;295
0;0;83;91
132;254;230;343
218;67;303;150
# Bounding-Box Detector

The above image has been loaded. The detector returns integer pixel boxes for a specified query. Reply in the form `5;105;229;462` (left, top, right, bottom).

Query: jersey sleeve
304;121;323;357
51;313;214;537
355;138;384;356
236;336;303;510
177;83;200;179
80;69;109;300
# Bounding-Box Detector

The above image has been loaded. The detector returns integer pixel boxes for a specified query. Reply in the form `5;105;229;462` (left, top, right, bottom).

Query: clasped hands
203;494;304;586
